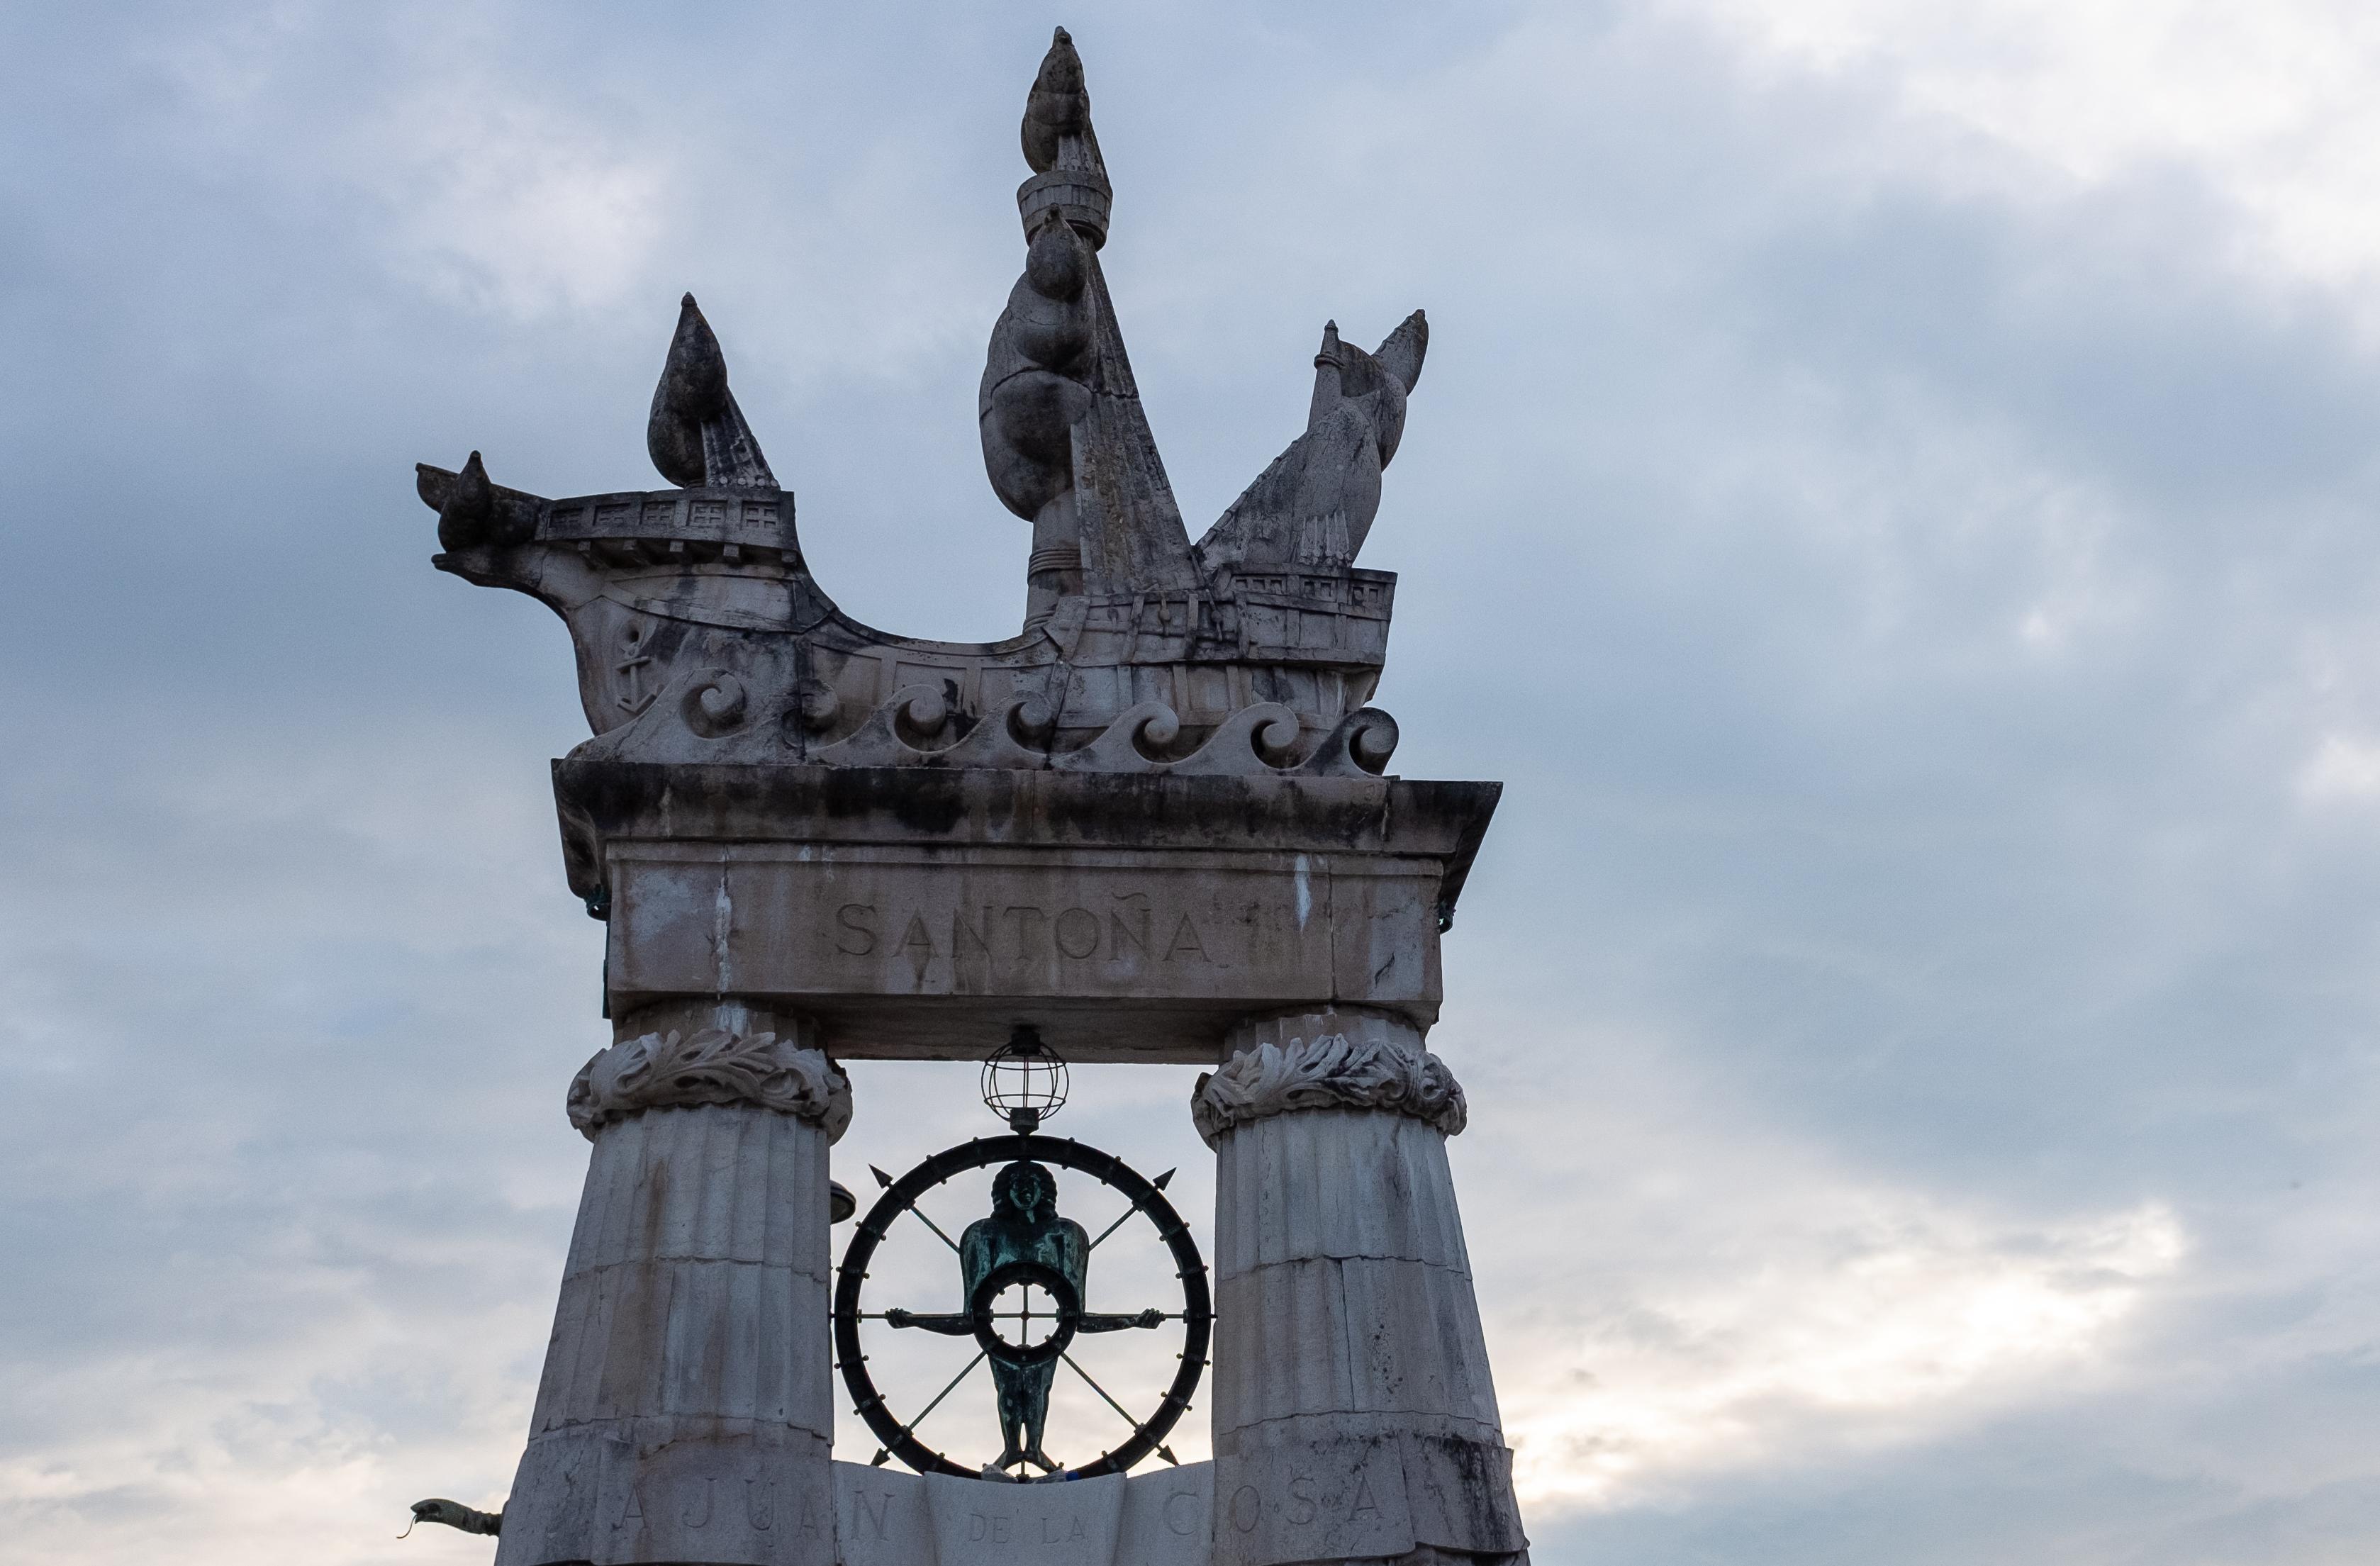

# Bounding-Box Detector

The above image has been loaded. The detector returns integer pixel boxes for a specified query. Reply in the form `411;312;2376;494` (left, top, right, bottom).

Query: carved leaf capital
1191;1028;1465;1145
568;1029;852;1143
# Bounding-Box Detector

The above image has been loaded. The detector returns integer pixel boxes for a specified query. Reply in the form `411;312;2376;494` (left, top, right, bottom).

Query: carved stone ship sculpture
416;28;1525;1566
421;36;1412;778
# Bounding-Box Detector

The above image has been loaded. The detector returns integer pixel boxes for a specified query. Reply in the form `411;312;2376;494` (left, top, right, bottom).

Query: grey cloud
2;1;2376;1562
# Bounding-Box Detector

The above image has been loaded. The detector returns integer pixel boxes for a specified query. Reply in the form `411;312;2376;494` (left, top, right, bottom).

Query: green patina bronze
888;1160;1158;1472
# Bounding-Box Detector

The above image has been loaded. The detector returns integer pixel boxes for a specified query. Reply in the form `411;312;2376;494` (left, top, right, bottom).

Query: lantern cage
981;1026;1069;1132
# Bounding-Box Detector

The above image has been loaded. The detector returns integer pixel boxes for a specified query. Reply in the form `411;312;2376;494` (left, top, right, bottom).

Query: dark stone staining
648;296;725;487
435;449;495;552
980;211;1096;520
547;758;1499;907
1020;27;1100;177
419;453;538;553
877;771;971;838
1409;1431;1530;1555
647;293;776;490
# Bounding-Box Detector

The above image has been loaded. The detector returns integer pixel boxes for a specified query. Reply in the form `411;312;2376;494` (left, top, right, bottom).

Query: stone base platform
834;1460;1209;1566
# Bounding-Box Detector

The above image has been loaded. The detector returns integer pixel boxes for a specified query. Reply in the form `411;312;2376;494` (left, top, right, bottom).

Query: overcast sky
5;2;2380;1562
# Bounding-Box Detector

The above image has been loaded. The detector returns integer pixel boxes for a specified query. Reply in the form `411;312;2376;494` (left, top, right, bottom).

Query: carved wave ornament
418;28;1429;778
1191;1027;1468;1144
790;689;1399;776
566;1029;853;1141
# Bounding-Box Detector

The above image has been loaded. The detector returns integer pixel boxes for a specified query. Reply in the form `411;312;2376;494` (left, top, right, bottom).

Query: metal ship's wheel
832;1133;1212;1480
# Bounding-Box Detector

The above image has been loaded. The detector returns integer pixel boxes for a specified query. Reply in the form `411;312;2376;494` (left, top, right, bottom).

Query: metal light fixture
980;1024;1068;1133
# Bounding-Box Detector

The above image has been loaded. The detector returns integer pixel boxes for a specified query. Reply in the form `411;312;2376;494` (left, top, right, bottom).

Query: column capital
567;1028;852;1142
1193;1009;1465;1146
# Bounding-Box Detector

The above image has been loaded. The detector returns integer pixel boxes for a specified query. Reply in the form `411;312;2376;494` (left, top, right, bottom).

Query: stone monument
410;28;1524;1566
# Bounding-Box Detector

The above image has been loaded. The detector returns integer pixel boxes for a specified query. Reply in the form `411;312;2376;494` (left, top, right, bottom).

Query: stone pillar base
497;1026;850;1566
1199;1009;1528;1566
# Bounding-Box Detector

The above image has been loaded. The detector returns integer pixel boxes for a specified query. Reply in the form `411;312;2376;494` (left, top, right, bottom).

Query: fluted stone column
496;1017;851;1566
1196;1009;1528;1566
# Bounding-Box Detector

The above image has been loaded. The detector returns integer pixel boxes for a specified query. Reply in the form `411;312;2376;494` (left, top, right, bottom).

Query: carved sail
1068;259;1202;596
647;293;775;490
982;28;1201;622
1195;313;1428;577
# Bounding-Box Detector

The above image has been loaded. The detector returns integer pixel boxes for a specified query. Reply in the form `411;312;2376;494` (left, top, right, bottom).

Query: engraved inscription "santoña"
832;894;1291;970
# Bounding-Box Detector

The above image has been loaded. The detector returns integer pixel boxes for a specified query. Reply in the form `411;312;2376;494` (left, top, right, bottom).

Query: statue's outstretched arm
884;1309;976;1334
1075;1308;1166;1332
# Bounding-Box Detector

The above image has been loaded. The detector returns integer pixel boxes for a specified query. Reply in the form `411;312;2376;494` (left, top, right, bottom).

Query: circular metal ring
968;1257;1080;1368
832;1133;1211;1481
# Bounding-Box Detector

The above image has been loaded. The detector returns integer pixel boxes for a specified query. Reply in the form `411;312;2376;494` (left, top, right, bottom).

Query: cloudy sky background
4;1;2380;1561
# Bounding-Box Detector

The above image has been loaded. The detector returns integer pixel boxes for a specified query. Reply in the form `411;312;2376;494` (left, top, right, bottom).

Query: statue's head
993;1160;1056;1221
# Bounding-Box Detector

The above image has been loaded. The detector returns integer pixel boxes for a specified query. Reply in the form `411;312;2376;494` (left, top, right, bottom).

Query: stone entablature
557;762;1498;1063
566;1027;853;1141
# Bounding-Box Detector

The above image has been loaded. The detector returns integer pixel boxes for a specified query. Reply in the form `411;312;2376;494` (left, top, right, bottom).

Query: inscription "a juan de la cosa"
834;895;1264;968
614;1475;823;1536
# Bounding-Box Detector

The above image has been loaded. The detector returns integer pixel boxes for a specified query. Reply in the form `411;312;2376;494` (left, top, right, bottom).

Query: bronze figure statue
888;1160;1159;1473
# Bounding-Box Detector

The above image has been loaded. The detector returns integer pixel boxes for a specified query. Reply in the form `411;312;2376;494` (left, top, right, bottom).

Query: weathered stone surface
1195;313;1428;580
499;1421;836;1566
422;32;1430;770
1213;1418;1528;1566
648;293;776;490
1207;1011;1526;1566
924;1471;1124;1564
1192;1009;1466;1142
830;1460;1209;1566
832;1465;923;1566
562;762;1497;1063
1209;1106;1475;1284
496;1101;839;1566
1116;1462;1215;1566
568;1026;851;1140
